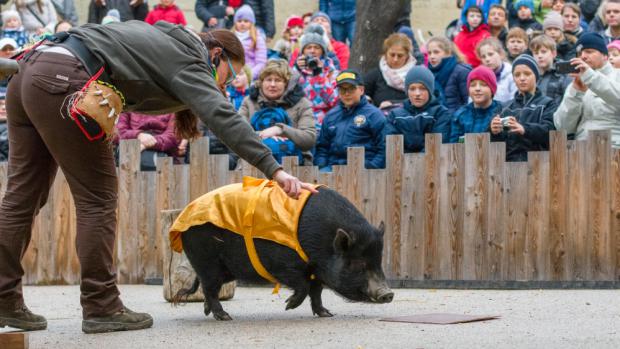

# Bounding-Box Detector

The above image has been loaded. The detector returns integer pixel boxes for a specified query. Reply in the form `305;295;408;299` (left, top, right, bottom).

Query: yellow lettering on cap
337;72;356;82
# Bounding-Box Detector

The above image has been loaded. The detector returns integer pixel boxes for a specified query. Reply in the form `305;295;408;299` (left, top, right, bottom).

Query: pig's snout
374;288;394;303
376;289;394;303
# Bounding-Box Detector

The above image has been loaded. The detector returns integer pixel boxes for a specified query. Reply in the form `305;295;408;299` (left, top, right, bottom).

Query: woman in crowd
364;33;416;111
11;0;57;36
427;36;472;114
561;2;585;39
239;59;316;165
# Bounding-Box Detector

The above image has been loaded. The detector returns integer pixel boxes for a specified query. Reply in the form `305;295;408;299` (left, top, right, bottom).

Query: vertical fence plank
611;149;620;281
384;135;403;278
567;140;588;280
423;134;441;279
54;172;78;284
526;152;550;280
156;157;174;279
504;162;529;280
401;153;426;279
173;164;190;209
463;133;489;280
346;147;364;211
438;143;464;280
189;137;209;201
117;139;141;283
138;172;158;281
548;131;569;280
319;171;334;188
210;154;233;190
297;164;320;184
587;130;612;280
486;142;506;280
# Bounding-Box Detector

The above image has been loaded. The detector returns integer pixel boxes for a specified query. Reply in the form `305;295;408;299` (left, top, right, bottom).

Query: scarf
235;30;250;41
379;55;416;91
429;55;457;89
494;63;504;81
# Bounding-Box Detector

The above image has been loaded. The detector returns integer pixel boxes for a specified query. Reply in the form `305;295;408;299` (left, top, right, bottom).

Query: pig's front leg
309;281;333;317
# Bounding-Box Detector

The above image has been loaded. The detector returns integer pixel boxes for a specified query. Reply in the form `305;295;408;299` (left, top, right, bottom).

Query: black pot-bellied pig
169;177;393;321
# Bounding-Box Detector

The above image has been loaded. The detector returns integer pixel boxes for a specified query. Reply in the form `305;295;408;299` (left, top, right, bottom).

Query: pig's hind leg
181;226;234;321
309;280;333;317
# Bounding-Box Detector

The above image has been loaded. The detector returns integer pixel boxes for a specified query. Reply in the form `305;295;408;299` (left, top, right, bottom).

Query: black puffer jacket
245;0;275;39
538;66;572;106
491;89;557;161
87;0;148;23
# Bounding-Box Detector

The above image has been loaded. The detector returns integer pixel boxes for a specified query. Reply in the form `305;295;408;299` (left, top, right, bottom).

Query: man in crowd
554;33;620;147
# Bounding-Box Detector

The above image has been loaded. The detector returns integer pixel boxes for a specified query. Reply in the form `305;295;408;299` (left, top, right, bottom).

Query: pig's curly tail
172;277;201;306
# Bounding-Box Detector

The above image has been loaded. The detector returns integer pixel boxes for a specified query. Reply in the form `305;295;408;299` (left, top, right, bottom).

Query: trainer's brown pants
0;51;123;319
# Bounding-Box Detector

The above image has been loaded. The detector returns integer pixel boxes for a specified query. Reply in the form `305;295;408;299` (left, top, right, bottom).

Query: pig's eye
348;260;366;271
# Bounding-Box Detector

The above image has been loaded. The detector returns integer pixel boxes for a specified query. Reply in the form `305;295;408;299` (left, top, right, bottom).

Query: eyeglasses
224;58;237;86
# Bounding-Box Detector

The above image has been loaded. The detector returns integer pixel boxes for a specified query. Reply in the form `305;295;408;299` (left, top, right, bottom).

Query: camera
500;117;511;130
556;60;579;74
305;55;322;76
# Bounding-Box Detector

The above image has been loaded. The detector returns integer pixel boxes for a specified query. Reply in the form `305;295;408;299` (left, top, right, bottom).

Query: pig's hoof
213;311;232;321
203;305;211;317
313;307;333;317
285;295;305;310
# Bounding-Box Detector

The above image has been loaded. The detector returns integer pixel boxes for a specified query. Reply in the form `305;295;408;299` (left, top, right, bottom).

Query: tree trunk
350;0;409;75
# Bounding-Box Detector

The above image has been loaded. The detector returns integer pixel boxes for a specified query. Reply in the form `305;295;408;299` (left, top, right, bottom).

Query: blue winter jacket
385;97;451;152
319;0;356;23
431;61;472;115
449;100;503;143
315;96;386;169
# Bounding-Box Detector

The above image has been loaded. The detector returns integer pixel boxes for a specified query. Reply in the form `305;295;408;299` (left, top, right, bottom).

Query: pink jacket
115;112;180;155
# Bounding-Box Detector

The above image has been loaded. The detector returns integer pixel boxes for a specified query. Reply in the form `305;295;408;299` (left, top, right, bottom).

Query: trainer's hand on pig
272;169;318;199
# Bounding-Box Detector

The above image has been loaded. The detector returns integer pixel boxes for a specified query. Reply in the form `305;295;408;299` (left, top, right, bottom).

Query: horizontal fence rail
0;130;619;285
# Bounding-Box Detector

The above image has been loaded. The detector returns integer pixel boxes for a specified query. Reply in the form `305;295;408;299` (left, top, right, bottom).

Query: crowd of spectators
0;0;620;171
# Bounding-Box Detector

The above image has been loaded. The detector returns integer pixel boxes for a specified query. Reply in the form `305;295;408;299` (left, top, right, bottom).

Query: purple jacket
236;31;267;79
115;112;180;155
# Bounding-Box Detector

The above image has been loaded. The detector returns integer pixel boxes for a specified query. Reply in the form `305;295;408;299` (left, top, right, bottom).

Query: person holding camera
293;23;339;129
554;32;620;147
490;54;557;161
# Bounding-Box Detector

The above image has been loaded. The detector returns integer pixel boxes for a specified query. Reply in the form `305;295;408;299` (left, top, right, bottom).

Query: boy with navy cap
314;69;386;171
384;66;451;152
490;54;557;161
554;32;620;147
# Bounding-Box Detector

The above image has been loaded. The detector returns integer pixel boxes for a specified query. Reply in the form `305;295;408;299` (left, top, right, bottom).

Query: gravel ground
2;285;619;349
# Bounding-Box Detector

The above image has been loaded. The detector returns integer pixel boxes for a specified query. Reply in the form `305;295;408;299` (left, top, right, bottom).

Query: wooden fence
1;130;619;285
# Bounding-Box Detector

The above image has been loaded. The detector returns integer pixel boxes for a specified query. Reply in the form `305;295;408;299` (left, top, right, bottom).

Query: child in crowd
427;36;472;114
529;34;572;105
561;3;584;39
506;27;530;62
608;40;620;68
449;66;502;143
454;5;491;67
145;0;187;26
385;66;451;151
294;24;339;128
273;15;304;61
1;10;28;48
226;65;252;110
476;37;517;103
233;5;267;80
512;0;542;35
0;38;17;59
542;11;576;60
488;4;509;46
490;54;557;161
551;0;565;13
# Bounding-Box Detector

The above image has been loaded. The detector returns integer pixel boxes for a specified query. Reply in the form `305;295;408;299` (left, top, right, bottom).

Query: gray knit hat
405;66;435;93
300;24;328;53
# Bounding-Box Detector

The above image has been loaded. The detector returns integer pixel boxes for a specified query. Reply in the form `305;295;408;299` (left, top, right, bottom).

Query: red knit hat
467;66;497;96
286;16;304;29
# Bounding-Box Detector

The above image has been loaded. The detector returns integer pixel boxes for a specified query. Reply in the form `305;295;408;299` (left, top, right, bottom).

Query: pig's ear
377;222;385;237
333;228;355;254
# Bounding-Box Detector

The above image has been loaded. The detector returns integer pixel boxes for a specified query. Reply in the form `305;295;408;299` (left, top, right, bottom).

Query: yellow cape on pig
169;176;323;288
